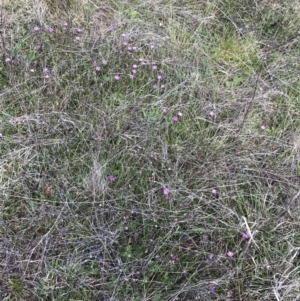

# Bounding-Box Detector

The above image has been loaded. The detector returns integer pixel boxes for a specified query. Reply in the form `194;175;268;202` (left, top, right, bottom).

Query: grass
1;0;300;300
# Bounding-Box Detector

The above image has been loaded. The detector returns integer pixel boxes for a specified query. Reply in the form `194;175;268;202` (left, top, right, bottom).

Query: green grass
1;0;300;300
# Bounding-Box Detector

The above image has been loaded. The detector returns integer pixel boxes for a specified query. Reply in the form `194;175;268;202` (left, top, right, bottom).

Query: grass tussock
1;0;300;300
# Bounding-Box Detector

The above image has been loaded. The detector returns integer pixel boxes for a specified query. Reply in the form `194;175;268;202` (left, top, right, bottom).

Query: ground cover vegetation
1;0;300;300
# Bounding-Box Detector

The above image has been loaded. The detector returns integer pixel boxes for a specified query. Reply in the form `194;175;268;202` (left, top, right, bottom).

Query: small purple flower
102;59;107;65
209;253;214;260
132;69;137;74
152;65;157;70
34;26;40;31
163;188;170;198
123;41;128;46
260;125;266;130
178;112;183;117
44;74;50;79
98;257;103;263
209;111;215;117
209;286;216;292
157;74;162;80
43;67;49;73
129;74;134;79
165;35;170;40
150;45;155;49
173;116;179;122
114;75;120;81
211;188;217;195
30;69;35;73
48;27;54;33
133;64;138;68
95;66;101;71
121;33;126;37
242;233;249;239
162;108;168;113
75;36;80;40
171;255;177;261
153;84;158;89
63;22;68;26
108;175;115;181
77;28;83;33
128;46;132;51
132;46;138;51
227;251;234;257
5;57;11;62
138;58;144;62
35;44;41;51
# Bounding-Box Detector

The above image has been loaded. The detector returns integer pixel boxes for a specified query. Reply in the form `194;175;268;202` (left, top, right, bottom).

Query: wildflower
161;84;165;89
162;108;168;113
260;125;266;130
43;67;49;73
173;116;179;122
76;28;83;33
48;27;54;33
63;22;68;26
209;286;216;292
183;270;187;274
132;46;138;51
121;33;126;37
209;253;214;260
95;66;101;71
35;44;41;50
165;35;170;40
129;74;134;79
152;65;157;70
132;69;137;74
123;41;128;46
209;111;215;117
30;69;35;73
138;58;144;62
108;175;115;181
171;254;177;261
211;188;217;195
44;74;50;79
153;84;158;89
34;26;40;31
132;64;138;68
45;186;51;195
114;75;120;80
75;36;80;40
98;257;103;263
150;45;155;49
227;251;234;257
242;233;249;240
157;74;162;80
178;112;183;117
128;46;132;51
5;57;11;62
102;59;107;65
163;188;170;198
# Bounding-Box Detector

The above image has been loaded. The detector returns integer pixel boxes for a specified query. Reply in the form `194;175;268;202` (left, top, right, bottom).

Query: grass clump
1;0;300;300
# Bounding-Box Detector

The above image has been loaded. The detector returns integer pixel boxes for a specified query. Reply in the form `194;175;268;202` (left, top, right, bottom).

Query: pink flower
211;188;217;195
132;46;138;51
34;26;40;31
43;67;49;73
178;112;183;117
75;36;80;40
63;22;68;26
129;74;134;79
5;57;11;62
108;175;115;181
77;28;83;33
95;66;101;71
242;233;249;239
30;69;35;73
209;111;215;117
114;75;120;80
209;253;214;260
102;59;107;65
162;108;168;113
133;64;138;68
121;33;126;37
227;251;234;257
209;286;215;292
163;188;170;198
35;44;41;50
173;116;179;122
165;35;170;40
123;41;128;46
152;65;157;70
260;125;266;130
48;27;54;33
157;74;162;80
153;84;158;89
150;45;155;49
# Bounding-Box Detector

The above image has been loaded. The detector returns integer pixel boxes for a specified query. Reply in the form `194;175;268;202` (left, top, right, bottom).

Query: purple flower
211;188;217;195
133;64;138;68
128;46;132;51
209;111;215;117
132;69;137;74
227;251;234;257
98;257;103;263
150;45;155;49
153;84;158;89
173;116;179;122
34;26;40;31
209;286;216;292
163;188;170;198
121;33;126;37
260;125;266;130
178;112;183;117
132;46;138;51
75;36;80;40
162;108;168;113
48;27;54;33
157;74;162;80
5;57;11;62
35;44;41;50
95;66;101;71
129;74;134;79
63;22;68;26
123;41;128;46
165;35;170;40
77;28;83;33
152;65;157;70
171;254;177;261
209;253;214;260
102;59;107;65
108;175;115;181
114;75;120;80
242;233;249;239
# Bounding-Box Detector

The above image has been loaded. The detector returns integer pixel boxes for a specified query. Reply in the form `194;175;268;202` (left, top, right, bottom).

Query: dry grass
1;0;300;300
